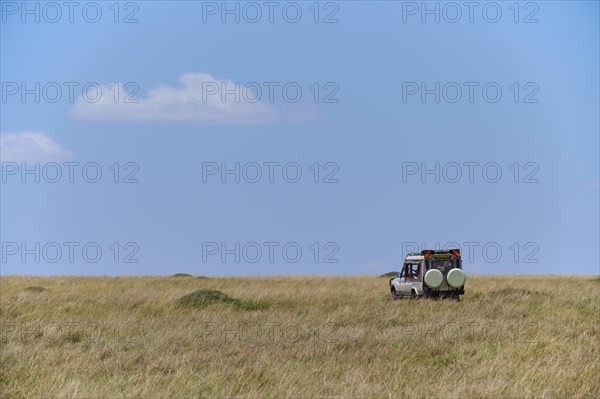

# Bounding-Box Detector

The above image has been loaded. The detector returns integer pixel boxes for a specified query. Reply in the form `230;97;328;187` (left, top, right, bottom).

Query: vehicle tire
411;290;417;299
391;287;398;300
447;268;466;288
424;269;444;289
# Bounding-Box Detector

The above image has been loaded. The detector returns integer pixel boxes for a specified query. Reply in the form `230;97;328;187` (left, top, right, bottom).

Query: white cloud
71;72;277;125
0;132;73;163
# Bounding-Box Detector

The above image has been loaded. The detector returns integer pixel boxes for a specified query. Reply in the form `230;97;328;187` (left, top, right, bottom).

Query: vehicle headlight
424;269;443;289
446;268;466;288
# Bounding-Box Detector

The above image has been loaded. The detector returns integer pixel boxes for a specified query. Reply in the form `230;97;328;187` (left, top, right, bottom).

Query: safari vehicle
389;249;466;300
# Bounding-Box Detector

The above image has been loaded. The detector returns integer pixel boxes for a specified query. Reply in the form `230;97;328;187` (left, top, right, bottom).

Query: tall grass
1;275;598;398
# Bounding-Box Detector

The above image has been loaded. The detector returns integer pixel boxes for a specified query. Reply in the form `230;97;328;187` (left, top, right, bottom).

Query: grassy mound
175;289;268;310
171;273;193;278
24;286;47;293
378;271;398;278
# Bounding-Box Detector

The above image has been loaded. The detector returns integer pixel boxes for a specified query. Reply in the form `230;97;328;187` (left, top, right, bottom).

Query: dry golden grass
1;275;599;398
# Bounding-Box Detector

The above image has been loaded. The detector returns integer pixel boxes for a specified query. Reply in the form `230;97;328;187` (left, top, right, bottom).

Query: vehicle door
397;263;413;295
410;262;423;293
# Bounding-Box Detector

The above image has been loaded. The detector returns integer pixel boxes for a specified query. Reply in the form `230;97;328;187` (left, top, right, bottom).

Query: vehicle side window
406;263;420;279
401;263;421;279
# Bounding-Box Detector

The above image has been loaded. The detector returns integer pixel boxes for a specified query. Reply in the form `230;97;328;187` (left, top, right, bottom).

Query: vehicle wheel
391;287;398;300
411;290;417;299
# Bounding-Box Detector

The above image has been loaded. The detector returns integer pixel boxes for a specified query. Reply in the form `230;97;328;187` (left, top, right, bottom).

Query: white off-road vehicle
389;249;466;300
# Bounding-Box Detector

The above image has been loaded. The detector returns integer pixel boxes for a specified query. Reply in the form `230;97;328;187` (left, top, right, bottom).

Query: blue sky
1;1;598;276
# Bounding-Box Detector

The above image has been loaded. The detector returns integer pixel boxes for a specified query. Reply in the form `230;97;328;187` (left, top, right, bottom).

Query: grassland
1;275;599;398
